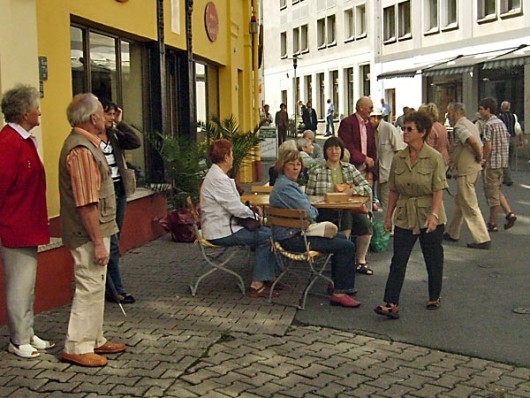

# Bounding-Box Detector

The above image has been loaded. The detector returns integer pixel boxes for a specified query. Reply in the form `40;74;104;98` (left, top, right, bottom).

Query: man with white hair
498;100;523;186
302;129;323;160
444;102;490;249
369;108;405;212
59;93;126;367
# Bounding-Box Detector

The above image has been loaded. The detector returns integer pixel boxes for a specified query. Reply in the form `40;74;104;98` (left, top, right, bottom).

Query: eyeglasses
404;126;419;132
286;161;302;167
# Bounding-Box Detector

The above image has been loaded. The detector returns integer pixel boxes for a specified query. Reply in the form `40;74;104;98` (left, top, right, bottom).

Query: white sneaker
30;335;55;350
8;342;40;358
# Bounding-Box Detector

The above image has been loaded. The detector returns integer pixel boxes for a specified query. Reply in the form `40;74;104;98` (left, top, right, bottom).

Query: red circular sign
205;2;219;42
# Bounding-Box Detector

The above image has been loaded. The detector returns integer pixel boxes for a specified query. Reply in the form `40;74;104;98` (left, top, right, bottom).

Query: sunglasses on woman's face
403;126;418;132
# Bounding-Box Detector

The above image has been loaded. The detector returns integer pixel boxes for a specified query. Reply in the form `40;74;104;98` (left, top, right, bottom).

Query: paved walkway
1;236;529;397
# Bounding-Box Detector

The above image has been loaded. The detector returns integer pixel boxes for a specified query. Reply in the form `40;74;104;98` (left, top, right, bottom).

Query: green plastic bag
370;220;391;253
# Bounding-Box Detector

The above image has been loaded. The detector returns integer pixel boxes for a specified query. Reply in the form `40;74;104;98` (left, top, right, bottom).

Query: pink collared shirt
355;113;368;155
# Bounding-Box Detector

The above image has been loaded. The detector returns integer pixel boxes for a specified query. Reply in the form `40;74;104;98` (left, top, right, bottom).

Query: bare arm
384;189;399;232
466;135;483;163
423;189;444;233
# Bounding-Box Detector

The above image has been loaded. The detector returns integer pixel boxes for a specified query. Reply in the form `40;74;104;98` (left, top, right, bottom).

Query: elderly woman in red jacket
0;85;53;358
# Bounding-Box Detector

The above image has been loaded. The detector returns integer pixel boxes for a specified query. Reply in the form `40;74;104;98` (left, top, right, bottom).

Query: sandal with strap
426;298;441;310
374;303;400;319
504;212;517;230
249;284;280;298
356;263;374;275
487;223;498;232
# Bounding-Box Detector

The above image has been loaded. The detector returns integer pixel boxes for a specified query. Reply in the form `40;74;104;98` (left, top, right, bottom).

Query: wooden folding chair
266;206;334;310
186;197;246;296
250;184;273;194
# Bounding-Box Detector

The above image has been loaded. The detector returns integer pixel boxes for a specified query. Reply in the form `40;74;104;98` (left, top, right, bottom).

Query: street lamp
290;54;300;137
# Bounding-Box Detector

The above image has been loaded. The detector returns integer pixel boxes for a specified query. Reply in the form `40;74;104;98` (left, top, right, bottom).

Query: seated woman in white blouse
200;139;280;298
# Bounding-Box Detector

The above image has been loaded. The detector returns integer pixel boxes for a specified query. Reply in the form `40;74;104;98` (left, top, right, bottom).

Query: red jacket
338;113;377;171
0;125;49;247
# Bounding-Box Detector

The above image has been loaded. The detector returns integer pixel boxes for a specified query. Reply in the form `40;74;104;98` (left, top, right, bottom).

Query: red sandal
374;303;400;319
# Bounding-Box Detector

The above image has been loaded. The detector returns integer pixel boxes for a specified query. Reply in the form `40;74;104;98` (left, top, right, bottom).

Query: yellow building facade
1;0;259;220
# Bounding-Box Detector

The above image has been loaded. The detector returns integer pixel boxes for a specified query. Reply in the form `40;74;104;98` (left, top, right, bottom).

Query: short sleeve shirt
389;145;448;234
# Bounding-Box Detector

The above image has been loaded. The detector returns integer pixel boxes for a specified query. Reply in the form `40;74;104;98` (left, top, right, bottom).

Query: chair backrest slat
251;185;273;194
266;207;310;231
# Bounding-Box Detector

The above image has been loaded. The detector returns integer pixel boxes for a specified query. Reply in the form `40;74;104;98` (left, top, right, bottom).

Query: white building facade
262;0;530;130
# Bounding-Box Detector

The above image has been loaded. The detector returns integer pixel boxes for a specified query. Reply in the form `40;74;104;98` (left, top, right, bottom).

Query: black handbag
231;202;261;232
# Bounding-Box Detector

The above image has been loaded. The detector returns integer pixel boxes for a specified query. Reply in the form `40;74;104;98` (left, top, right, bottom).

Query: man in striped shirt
478;97;517;232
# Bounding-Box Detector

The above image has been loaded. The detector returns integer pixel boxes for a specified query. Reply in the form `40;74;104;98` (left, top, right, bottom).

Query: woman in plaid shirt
306;137;374;275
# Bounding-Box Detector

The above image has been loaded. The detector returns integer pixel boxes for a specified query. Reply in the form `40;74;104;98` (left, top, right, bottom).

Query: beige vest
59;131;118;249
449;117;482;177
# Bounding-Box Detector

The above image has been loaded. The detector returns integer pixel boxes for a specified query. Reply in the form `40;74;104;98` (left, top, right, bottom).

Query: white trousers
1;246;38;345
64;238;110;355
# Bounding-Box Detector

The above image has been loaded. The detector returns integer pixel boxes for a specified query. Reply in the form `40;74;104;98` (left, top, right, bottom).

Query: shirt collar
72;126;103;148
8;123;38;149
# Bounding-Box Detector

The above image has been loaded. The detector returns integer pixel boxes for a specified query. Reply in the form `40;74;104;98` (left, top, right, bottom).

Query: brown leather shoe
94;341;127;354
61;352;108;367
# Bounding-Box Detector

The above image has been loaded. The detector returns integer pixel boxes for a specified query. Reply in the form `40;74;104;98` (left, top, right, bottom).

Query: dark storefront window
70;24;146;183
427;75;462;116
479;66;524;117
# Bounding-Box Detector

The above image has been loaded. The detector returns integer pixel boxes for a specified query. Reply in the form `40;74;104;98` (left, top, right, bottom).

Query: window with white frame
425;0;439;33
293;27;300;54
345;8;354;41
301;24;309;52
327;14;336;45
356;4;367;38
317;18;326;48
281;31;287;58
383;6;396;43
441;0;458;29
280;0;287;9
398;1;412;39
478;0;497;21
500;0;522;16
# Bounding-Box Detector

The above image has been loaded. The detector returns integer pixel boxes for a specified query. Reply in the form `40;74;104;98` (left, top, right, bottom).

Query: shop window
345;67;354;116
317;18;326;48
356;4;367;39
300;24;309;53
331;70;339;114
398;1;412;40
500;0;522;16
441;0;458;30
361;64;370;97
293;27;300;55
478;0;497;22
304;75;312;105
70;24;146;184
383;6;396;43
344;8;355;42
327;15;336;46
281;31;287;58
424;0;439;34
317;72;325;119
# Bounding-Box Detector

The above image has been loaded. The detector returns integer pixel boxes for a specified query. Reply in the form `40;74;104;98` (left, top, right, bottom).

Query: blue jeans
326;115;335;135
209;227;278;282
383;225;444;305
279;233;356;293
106;181;127;295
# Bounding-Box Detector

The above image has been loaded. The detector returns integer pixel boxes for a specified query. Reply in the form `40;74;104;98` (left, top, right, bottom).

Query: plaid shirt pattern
483;115;509;169
306;161;372;197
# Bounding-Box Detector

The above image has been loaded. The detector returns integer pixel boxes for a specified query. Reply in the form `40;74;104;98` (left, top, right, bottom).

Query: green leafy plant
149;132;207;210
201;114;264;179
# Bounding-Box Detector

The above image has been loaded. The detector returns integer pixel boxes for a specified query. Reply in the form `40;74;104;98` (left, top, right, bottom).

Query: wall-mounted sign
204;2;219;42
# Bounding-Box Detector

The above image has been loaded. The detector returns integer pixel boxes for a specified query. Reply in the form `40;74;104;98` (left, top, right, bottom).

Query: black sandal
426;298;441;310
356;263;373;275
487;223;498;232
504;212;517;230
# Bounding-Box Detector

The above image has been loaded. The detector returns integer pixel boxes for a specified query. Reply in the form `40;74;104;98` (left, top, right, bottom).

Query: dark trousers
383;225;444;305
279;233;356;293
106;181;127;295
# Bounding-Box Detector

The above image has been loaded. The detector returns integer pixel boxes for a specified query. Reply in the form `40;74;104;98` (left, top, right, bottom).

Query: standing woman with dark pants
375;111;448;319
99;98;141;304
0;85;54;358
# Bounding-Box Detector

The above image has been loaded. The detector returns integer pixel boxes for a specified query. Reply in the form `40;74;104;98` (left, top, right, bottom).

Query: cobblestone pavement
1;237;529;397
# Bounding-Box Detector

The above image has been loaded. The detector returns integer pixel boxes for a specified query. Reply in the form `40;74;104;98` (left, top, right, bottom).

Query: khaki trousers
446;171;490;244
64;238;110;355
1;246;38;345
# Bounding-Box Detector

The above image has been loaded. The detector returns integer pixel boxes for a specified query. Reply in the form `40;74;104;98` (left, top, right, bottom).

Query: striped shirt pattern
483;115;509;170
66;127;102;207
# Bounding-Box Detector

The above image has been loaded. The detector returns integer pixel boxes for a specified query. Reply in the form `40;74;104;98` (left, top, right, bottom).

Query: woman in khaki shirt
375;111;448;319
